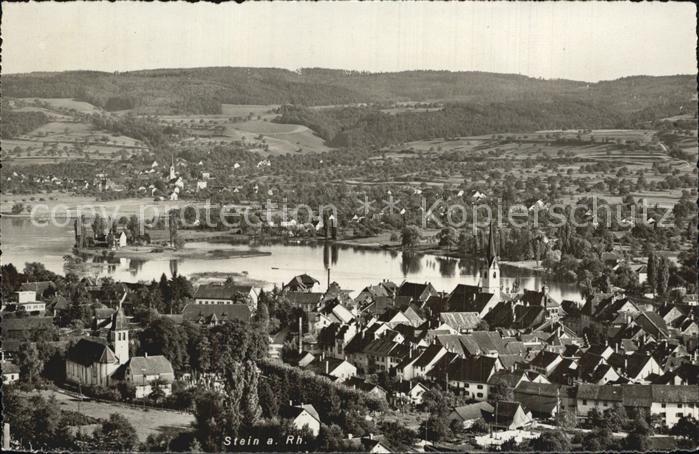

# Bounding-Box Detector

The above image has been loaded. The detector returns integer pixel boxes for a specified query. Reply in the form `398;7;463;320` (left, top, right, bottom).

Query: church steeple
487;221;497;265
109;292;129;365
483;222;501;299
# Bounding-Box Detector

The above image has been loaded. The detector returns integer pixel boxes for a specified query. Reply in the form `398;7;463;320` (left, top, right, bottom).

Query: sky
2;2;696;82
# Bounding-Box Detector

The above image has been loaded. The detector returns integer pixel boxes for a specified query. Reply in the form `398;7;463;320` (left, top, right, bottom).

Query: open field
157;105;332;155
32;388;194;442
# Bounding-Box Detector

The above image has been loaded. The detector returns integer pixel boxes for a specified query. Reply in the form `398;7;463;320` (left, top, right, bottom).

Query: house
439;312;481;333
576;384;699;428
651;363;699;386
358;435;392;453
284;274;321;292
7;289;47;314
529;350;563;376
444;284;498;318
193;283;258;311
520;287;561;318
607;352;662;383
280;403;320;436
396;344;447;381
514;382;577;419
2;360;20;384
448;401;493;429
181;303;251;325
123;354;175;398
482;401;532;430
286;292;324;332
442;356;503;400
396;281;437;305
378;308;412;328
344;377;387;400
19;281;56;300
362;338;410;374
306;356;357;382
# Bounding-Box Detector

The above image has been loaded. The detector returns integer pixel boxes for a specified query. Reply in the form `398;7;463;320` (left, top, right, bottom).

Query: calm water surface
1;217;583;302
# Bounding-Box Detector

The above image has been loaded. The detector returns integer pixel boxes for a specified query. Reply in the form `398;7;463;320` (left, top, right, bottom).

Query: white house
281;403;321;436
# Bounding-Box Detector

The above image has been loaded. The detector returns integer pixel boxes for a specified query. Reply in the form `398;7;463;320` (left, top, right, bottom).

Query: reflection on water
1;217;583;302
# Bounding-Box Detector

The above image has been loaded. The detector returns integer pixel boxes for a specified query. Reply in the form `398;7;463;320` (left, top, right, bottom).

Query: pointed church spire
488;221;497;265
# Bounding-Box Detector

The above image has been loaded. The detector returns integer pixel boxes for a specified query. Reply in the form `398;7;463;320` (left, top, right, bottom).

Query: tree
437;227;457;249
381;420;417;449
670;416;699;445
149;378;167;403
94;413;138;451
17;341;43;384
623;431;650;451
258;377;279;418
401;225;421;249
647;251;658;292
488;382;514;403
657;256;670;295
582;428;613;451
530;431;571;452
420;414;450;442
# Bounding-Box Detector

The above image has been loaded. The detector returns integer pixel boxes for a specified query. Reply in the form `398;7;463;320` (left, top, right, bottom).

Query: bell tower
482;222;501;299
109;293;129;365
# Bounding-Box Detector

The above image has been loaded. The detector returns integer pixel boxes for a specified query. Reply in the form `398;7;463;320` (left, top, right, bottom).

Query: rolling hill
3;67;696;117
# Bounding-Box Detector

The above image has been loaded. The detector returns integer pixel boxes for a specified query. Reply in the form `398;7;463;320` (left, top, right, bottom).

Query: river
0;217;583;302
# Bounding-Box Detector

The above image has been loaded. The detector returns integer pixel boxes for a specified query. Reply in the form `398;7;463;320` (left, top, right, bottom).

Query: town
2;215;698;451
2;2;698;453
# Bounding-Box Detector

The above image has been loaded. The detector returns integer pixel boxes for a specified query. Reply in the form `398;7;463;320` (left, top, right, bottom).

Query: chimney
325;360;329;375
145;352;148;358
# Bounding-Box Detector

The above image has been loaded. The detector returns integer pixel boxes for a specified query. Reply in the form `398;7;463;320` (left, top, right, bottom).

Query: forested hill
3;67;695;116
275;100;632;148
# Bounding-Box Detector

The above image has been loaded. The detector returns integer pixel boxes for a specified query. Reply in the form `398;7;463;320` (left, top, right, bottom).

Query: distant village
2;223;697;452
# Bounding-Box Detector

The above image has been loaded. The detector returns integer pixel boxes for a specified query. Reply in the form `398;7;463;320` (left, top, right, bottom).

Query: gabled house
396;281;437;306
344;376;387;400
284;274;321;293
528;350;563;376
482;401;532;430
444;356;504;400
396;344;447;381
305;355;357;383
280;403;321;436
448;401;493;429
607;352;662;383
193;283;258;311
122;354;175;398
438;312;481;333
392;380;430;405
444;284;498;317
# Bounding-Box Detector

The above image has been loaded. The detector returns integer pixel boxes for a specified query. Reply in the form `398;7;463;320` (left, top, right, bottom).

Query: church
65;302;175;397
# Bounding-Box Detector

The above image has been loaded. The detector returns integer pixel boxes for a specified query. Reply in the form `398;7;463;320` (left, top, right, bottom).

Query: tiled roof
439;312;481;331
413;344;445;368
66;338;118;367
128;355;175;382
446;356;499;383
451;401;493;421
